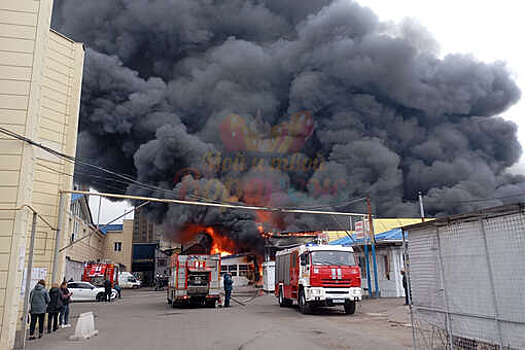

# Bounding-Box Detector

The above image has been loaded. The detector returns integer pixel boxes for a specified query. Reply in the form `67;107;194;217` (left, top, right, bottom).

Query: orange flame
181;224;235;257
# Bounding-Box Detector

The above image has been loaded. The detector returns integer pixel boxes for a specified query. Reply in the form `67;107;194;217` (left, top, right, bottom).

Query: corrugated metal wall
406;207;525;349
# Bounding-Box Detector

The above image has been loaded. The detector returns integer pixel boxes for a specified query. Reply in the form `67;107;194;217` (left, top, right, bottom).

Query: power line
0;126;367;217
22;128;370;211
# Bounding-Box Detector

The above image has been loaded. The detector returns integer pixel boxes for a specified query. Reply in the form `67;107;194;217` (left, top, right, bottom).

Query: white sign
355;220;369;239
20;268;47;297
355;221;364;239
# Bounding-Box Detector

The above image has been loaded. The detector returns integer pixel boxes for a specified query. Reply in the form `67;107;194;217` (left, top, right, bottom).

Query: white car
118;273;141;289
67;281;117;302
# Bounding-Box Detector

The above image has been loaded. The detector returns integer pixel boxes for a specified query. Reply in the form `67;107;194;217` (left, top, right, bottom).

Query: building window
114;242;122;252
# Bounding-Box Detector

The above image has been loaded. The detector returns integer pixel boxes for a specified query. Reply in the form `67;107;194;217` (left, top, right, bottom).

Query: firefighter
223;272;233;307
104;279;112;302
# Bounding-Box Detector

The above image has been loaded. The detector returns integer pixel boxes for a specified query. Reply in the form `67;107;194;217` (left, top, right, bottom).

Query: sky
89;0;525;223
364;0;525;171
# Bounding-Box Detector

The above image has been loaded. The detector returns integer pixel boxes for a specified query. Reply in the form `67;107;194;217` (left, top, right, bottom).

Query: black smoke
52;0;523;245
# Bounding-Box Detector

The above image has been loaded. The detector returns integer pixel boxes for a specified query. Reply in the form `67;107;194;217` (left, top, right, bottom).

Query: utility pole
96;195;102;229
367;196;380;298
418;191;425;222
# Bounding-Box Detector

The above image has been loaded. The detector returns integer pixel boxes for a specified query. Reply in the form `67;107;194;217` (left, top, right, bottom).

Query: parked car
67;281;117;302
118;272;141;289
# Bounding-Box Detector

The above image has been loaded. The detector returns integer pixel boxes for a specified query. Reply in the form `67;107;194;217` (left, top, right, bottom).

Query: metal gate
404;204;525;350
64;258;84;281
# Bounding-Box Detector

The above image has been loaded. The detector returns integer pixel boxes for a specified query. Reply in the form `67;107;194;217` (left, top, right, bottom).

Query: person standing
401;269;409;305
59;282;72;328
28;280;50;340
46;283;63;333
114;283;121;299
223;273;233;307
104;279;112;302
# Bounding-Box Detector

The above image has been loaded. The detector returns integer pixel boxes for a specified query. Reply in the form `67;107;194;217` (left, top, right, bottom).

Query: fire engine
82;262;119;287
167;233;222;307
275;244;362;314
167;253;221;307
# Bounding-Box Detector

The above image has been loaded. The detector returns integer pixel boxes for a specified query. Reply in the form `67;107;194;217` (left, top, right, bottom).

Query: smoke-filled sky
51;0;525;243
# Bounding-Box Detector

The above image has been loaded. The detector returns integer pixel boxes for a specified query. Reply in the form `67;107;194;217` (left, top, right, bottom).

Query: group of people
28;280;72;341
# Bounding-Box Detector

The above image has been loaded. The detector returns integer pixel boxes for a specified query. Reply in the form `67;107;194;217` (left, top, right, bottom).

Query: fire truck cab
275;244;362;314
82;263;119;287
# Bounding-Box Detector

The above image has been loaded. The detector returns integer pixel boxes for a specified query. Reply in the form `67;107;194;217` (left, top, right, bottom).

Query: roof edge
402;203;525;231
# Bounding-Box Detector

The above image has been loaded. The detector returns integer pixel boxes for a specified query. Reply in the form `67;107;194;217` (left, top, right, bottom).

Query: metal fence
404;204;525;350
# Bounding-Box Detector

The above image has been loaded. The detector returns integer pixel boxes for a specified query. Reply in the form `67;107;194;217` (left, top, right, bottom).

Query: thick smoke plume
52;0;523;248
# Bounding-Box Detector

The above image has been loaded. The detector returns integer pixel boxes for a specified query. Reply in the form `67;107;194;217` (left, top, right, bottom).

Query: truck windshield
311;251;355;266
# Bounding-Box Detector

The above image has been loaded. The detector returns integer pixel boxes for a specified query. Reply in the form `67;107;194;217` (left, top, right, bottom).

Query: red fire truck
82;263;119;287
275;244;362;314
167;253;221;307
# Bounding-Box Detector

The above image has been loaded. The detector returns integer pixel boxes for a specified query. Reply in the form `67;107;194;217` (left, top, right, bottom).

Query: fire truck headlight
311;288;322;296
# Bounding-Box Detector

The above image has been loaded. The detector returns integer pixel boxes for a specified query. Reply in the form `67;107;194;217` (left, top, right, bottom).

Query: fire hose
219;289;263;307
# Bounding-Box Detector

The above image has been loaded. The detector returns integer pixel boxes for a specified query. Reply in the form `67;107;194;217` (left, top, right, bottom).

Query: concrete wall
104;220;134;271
0;1;84;347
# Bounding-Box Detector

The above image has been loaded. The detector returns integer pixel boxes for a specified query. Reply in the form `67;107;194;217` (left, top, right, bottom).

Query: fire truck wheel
279;287;292;307
278;288;285;307
298;289;310;314
344;301;356;315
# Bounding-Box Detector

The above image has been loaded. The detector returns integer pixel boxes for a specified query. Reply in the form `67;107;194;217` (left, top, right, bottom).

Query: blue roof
329;228;403;246
71;193;83;202
99;224;123;234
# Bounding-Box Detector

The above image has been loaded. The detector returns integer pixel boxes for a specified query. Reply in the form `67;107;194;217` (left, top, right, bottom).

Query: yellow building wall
31;28;84;285
0;0;84;347
325;218;425;242
64;223;105;264
0;1;54;347
103;220;134;271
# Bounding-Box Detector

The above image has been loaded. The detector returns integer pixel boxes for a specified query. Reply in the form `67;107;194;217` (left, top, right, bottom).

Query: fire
181;224;235;257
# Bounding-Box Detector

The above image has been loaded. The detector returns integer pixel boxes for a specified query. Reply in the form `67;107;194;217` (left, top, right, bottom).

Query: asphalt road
26;288;412;350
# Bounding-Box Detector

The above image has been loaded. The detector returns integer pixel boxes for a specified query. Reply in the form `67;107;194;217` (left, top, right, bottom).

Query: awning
328;228;403;246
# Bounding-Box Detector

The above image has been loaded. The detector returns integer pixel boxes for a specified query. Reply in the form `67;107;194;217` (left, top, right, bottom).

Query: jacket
223;274;233;292
46;287;64;313
60;287;71;305
104;280;112;291
29;284;50;314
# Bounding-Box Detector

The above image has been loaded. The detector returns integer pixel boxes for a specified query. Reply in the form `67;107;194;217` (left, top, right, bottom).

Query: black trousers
224;290;232;307
105;290;112;302
29;313;45;336
47;312;59;332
